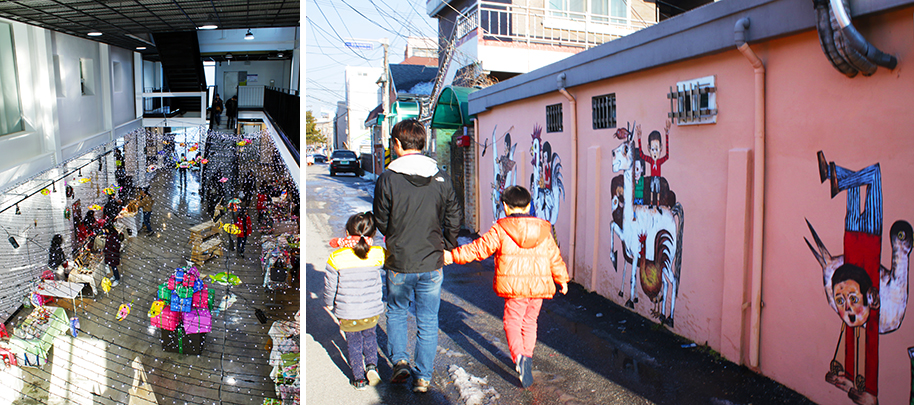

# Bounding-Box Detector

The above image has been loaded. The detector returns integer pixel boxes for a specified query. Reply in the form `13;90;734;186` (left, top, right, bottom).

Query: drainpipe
557;73;578;280
735;17;766;370
474;117;481;233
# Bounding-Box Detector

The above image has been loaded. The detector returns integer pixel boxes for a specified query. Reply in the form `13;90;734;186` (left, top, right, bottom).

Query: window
546;103;563;133
79;58;95;96
0;22;23;136
549;0;627;24
668;75;717;125
592;93;616;129
112;61;123;93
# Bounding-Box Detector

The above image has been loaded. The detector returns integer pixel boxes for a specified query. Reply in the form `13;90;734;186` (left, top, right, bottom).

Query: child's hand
559;282;568;295
636;124;642;139
443;250;453;265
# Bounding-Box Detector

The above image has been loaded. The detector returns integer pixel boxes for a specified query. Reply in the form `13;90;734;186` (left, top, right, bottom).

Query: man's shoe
391;360;411;384
412;378;430;393
366;364;381;386
519;356;533;388
817;151;829;183
351;379;368;390
829;162;839;199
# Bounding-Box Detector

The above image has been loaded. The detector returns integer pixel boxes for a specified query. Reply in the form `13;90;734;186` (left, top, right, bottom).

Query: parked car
329;150;362;176
312;153;327;163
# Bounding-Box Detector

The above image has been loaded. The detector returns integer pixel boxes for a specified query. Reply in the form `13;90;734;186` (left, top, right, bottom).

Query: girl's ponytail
353;234;370;260
346;212;377;260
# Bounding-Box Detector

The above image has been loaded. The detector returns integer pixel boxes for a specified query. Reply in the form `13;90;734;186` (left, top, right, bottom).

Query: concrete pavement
304;163;815;405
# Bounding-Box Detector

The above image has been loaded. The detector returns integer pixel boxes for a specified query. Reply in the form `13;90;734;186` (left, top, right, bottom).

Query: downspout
557;73;578;280
735;17;766;370
474;117;481;233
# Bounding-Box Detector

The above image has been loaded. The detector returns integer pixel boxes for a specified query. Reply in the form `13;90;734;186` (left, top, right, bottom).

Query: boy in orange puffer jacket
444;185;569;388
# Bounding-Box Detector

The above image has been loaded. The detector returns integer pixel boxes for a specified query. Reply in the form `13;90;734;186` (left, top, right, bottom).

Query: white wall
53;32;106;147
0;17;140;191
215;60;292;99
109;46;136;125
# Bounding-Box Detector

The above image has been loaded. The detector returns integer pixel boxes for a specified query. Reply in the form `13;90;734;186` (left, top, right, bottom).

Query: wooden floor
1;157;300;405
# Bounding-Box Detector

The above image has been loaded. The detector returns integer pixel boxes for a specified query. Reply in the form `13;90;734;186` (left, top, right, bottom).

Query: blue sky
305;0;439;115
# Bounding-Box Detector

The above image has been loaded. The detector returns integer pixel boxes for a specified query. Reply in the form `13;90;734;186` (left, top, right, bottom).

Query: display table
268;314;300;404
37;280;85;312
9;306;68;366
67;260;106;296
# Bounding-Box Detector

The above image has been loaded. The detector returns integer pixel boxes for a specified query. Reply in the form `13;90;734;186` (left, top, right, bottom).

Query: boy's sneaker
111;280;120;287
412;378;430;393
390;360;411;384
519;356;533;388
366;364;381;386
351;379;368;390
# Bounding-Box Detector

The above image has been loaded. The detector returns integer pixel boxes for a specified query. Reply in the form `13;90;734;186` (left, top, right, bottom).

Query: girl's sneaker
366;364;381;386
351;379;368;390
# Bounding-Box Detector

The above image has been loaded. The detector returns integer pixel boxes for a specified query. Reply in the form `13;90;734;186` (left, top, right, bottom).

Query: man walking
373;119;462;393
226;95;238;131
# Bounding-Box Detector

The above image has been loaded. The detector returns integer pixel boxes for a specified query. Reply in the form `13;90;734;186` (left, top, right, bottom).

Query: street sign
345;41;373;51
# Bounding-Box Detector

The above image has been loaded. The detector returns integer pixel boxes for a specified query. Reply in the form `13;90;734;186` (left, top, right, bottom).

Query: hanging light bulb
244;30;254;41
52;181;56;192
15;203;20;215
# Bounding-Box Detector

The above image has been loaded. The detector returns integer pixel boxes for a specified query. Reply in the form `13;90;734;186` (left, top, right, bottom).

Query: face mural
805;151;913;405
490;126;517;221
608;120;684;327
529;124;564;227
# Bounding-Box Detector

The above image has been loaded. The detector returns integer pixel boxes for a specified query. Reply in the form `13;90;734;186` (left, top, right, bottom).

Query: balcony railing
456;1;655;49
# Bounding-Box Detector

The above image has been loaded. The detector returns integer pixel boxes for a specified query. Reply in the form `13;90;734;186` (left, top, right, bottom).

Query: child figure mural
805;151;912;405
529;124;564;229
491;126;517;221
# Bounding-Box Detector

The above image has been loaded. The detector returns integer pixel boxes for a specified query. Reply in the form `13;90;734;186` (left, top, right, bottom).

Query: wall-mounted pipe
557;73;578;280
735;17;766;371
812;0;897;77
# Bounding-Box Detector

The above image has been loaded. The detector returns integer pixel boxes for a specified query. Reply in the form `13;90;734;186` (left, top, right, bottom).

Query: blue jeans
143;210;152;232
386;268;443;381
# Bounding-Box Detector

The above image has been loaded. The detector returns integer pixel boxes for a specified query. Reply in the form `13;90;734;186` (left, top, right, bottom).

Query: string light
0;126;300;403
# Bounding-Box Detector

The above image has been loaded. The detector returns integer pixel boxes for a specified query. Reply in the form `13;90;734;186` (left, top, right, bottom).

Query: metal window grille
592;93;616;129
667;82;717;124
546;103;563;133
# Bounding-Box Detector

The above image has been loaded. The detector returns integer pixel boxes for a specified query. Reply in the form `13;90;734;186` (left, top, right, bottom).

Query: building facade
466;0;914;403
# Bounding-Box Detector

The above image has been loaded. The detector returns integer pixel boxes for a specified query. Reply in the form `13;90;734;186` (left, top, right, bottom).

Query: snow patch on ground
448;365;499;405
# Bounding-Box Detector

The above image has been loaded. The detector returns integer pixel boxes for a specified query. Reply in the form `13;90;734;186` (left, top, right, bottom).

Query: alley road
304;162;814;405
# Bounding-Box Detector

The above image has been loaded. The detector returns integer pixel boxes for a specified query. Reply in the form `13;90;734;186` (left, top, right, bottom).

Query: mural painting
490;126;517;221
608;120;684;327
529;124;564;229
805;151;912;405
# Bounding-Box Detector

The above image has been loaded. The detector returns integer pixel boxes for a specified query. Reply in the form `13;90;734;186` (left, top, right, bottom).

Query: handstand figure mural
805;151;912;405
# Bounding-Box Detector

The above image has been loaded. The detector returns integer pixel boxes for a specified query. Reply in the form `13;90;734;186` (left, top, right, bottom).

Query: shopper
104;225;123;286
210;94;223;129
136;188;155;234
226;95;238;130
323;212;385;390
445;186;569;387
48;234;67;278
234;208;252;258
372;118;462;393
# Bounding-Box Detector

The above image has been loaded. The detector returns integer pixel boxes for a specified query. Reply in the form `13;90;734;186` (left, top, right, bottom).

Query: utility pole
380;38;390;165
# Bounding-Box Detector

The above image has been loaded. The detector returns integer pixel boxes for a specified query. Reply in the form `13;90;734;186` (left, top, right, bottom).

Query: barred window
592;93;616;129
668;76;717;125
546;103;563;133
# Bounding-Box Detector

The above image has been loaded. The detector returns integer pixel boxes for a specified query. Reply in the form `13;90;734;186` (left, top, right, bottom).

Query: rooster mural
806;151;912;405
529;124;564;228
608;121;684;326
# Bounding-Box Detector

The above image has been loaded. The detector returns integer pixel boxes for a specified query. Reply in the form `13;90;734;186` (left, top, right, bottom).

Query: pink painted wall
471;7;914;404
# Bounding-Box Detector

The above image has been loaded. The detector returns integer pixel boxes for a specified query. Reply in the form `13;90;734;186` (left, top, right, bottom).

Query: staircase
151;32;206;115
